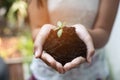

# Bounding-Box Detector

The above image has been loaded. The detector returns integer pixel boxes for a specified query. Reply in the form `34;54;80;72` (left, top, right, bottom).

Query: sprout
54;21;65;38
57;29;63;38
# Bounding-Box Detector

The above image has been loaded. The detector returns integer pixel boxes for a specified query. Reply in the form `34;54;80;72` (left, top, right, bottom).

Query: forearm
88;28;110;49
89;0;119;49
31;28;40;41
28;0;49;41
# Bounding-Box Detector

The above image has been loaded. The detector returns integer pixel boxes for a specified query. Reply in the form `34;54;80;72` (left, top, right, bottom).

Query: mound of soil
43;27;87;65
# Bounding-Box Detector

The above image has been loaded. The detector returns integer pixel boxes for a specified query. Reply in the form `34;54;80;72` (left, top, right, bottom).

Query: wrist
87;28;109;49
31;28;41;41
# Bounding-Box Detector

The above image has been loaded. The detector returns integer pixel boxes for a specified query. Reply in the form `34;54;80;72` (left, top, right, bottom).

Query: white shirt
48;0;99;28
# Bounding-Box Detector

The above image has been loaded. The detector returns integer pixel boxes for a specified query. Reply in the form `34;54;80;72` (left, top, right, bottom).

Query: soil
43;26;87;66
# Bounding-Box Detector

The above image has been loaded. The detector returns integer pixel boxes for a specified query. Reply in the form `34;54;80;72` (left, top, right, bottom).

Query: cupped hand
34;24;65;74
64;24;95;72
34;24;95;73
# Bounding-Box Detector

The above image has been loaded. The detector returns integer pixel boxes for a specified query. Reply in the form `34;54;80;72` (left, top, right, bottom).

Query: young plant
54;21;65;38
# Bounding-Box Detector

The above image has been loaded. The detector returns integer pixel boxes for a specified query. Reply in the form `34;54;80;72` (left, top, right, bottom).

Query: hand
34;24;95;73
64;24;95;72
34;24;65;74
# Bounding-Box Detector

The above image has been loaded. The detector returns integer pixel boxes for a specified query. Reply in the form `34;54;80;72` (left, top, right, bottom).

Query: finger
41;51;56;67
56;62;65;74
34;24;55;58
83;35;95;63
72;24;88;41
34;48;41;58
41;51;64;73
64;57;85;72
72;24;95;63
87;48;95;63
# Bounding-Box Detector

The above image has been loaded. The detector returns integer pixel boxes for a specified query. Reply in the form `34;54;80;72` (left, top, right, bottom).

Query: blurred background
0;0;33;80
0;0;120;80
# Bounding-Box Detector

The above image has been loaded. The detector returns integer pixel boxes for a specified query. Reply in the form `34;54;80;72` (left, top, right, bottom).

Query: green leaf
57;21;63;28
57;29;63;38
54;21;63;31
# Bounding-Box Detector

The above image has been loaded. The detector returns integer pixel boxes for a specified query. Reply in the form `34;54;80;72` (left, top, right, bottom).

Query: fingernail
35;50;39;58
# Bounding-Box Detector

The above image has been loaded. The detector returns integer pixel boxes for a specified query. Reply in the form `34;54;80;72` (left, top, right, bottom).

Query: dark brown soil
43;27;87;66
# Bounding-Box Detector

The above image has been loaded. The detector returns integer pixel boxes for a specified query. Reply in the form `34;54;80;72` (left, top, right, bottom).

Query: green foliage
7;0;28;25
0;0;28;28
17;29;33;58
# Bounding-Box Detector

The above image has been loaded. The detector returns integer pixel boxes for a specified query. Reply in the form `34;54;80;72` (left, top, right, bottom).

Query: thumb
34;47;42;58
34;24;56;58
87;49;95;63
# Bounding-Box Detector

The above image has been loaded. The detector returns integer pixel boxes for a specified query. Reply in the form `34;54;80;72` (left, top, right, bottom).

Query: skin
28;0;119;73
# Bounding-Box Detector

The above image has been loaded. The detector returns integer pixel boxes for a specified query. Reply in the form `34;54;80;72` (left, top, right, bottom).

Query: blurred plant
0;0;28;36
7;0;28;28
0;1;33;67
17;29;33;59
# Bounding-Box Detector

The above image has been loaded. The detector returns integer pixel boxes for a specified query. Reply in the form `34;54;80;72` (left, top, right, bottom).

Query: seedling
54;21;65;38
